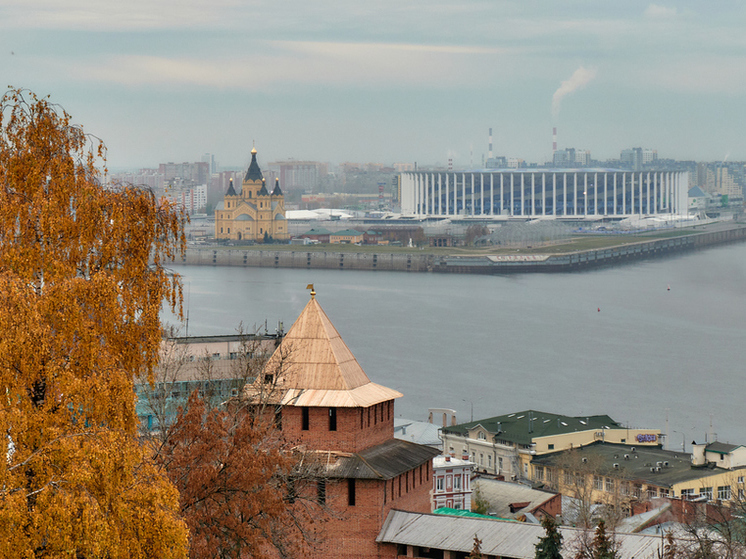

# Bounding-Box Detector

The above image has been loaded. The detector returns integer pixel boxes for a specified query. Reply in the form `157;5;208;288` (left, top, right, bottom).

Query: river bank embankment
179;222;746;274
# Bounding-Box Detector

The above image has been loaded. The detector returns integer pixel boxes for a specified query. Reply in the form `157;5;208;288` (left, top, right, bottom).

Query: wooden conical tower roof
245;293;402;408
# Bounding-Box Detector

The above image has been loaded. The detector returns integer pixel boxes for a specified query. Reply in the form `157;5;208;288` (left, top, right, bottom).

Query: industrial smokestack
489;128;493;159
553;127;558;153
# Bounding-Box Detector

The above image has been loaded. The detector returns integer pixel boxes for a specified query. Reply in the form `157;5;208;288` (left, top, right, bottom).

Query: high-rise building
267;160;328;193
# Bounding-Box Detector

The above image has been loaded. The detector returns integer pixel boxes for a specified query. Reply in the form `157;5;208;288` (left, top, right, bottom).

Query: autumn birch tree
0;89;188;557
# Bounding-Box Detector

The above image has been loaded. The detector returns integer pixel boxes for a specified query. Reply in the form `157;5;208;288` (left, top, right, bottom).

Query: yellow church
214;147;289;242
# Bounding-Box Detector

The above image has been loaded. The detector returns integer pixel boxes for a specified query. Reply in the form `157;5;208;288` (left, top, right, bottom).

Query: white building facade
400;169;689;219
432;455;473;511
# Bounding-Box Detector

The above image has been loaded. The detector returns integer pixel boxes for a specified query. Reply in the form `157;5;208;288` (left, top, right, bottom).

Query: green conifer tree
534;515;563;559
467;534;483;559
591;520;618;559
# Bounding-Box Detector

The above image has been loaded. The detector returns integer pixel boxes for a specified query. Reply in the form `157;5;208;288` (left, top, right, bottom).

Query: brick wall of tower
282;400;395;453
308;460;433;559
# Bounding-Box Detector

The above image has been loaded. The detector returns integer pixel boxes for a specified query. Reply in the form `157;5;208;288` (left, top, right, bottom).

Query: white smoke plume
552;66;596;120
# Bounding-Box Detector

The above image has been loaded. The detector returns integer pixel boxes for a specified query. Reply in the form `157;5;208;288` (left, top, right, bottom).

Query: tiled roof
324;439;439;480
244;295;402;407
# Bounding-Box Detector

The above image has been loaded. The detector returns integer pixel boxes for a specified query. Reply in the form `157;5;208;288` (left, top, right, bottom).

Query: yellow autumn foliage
0;89;189;557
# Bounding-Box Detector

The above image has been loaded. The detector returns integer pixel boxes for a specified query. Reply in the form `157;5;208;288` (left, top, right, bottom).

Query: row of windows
300;403;392;433
301;406;336;431
385;463;429;505
434;473;466;493
681;486;744;501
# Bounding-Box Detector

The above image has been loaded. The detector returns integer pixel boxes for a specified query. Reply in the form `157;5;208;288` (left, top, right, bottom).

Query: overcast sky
3;1;745;169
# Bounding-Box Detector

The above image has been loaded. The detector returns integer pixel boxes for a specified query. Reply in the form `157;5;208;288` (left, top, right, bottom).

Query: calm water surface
165;243;746;448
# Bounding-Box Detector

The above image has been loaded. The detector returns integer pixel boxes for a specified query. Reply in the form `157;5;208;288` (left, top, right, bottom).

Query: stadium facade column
530;173;535;216
470;174;475;216
594;173;598;215
552;173;557;216
480;174;484;216
584;173;588;216
542;173;546;216
520;173;525;216
445;174;450;216
490;174;494;216
510;174;514;217
500;174;504;215
461;173;466;217
604;173;608;216
437;174;442;216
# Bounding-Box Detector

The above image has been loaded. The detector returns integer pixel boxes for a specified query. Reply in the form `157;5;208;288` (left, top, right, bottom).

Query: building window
454;476;461;490
605;478;615;493
317;480;326;505
348;478;356;506
498;457;503;471
535;467;545;482
478;432;486;440
700;487;713;500
739;476;744;484
488;455;492;468
594;476;603;491
681;488;695;500
548;444;555;450
328;407;337;431
436;477;444;492
302;407;309;430
660;488;670;498
718;486;731;500
480;454;484;465
647;487;657;499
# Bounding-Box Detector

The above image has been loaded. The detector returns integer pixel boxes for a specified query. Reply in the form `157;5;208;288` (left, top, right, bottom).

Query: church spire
271;177;283;196
244;146;263;182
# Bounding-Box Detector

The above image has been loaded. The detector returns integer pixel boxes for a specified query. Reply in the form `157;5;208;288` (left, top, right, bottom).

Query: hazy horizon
4;1;746;169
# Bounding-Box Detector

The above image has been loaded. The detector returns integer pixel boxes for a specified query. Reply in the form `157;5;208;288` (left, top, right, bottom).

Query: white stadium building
399;169;689;219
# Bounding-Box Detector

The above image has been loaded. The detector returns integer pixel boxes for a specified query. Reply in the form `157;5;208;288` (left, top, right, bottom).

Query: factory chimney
552;127;558;153
488;127;493;159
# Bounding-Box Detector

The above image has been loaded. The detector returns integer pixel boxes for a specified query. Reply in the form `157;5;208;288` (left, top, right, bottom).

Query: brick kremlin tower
243;287;438;558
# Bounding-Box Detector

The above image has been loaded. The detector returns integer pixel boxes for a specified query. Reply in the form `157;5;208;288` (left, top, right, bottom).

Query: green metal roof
331;229;363;236
441;410;622;446
433;508;513;522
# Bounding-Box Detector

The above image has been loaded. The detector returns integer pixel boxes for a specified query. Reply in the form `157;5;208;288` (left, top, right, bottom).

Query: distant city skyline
3;1;746;169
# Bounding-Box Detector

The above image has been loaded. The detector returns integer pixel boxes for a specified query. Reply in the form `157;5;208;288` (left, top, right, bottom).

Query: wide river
165;242;746;450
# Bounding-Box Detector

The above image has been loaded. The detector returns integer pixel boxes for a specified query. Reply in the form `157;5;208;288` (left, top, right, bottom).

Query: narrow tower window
302;407;309;431
348;478;356;506
329;407;337;431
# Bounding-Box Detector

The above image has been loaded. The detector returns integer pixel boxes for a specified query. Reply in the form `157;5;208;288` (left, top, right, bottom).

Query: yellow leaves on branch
0;88;188;558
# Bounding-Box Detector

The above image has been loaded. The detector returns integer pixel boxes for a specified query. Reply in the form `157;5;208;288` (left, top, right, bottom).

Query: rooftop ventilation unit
624;454;630;460
613;463;619;469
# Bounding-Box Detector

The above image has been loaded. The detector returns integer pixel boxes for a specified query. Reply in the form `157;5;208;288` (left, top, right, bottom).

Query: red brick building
244;290;438;559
